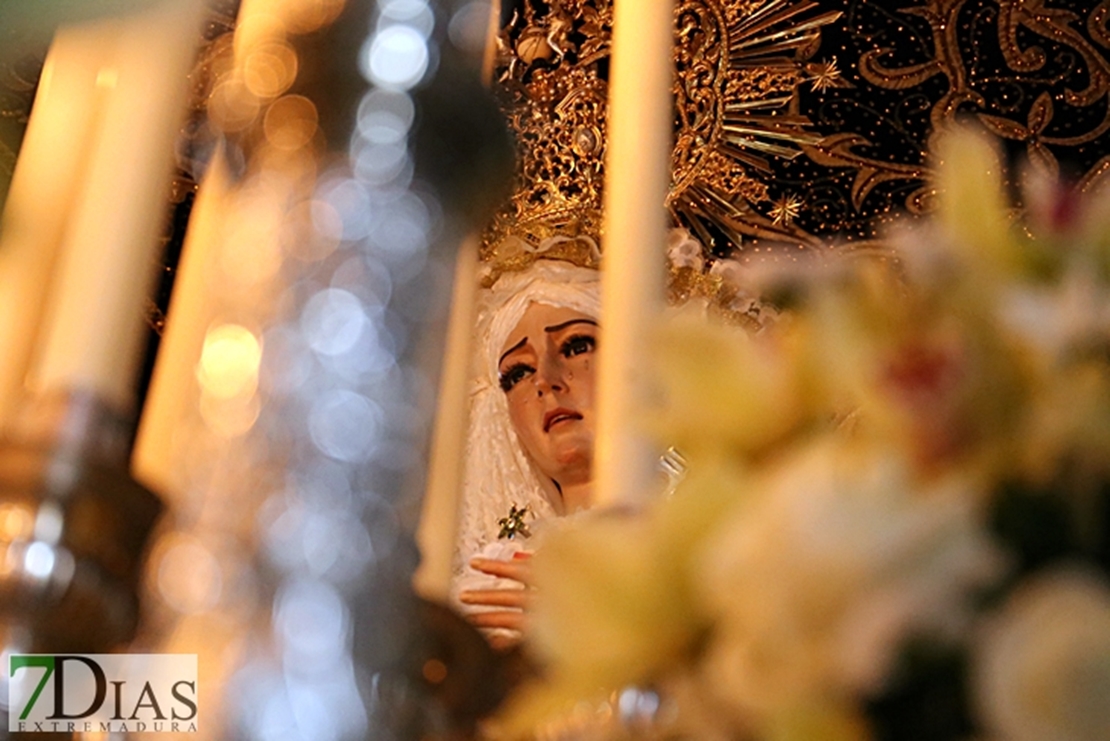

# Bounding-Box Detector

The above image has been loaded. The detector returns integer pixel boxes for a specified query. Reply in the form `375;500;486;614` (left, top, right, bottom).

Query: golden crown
479;0;842;288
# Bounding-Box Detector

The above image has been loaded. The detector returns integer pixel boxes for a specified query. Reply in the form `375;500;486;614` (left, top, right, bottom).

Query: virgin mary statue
451;255;601;644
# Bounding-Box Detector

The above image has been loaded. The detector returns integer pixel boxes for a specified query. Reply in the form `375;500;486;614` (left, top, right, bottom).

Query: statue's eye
561;334;596;358
499;363;534;392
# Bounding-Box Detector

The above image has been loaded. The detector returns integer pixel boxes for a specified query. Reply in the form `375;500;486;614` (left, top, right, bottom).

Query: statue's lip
544;408;582;432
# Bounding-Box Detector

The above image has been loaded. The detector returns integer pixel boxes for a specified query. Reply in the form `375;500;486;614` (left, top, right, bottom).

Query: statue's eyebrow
499;336;528;366
499;319;597;366
544;318;598;333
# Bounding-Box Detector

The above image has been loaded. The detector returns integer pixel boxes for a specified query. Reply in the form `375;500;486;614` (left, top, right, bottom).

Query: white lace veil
453;260;601;574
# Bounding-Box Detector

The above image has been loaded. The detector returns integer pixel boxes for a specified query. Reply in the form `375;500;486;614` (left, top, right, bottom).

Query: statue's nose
534;352;568;394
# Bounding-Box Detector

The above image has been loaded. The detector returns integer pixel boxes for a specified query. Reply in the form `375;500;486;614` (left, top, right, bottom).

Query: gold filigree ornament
479;0;843;293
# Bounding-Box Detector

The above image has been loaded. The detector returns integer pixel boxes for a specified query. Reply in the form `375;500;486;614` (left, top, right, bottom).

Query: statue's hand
459;553;533;635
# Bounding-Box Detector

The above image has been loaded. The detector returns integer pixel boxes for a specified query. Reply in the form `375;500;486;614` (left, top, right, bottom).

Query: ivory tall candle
24;0;205;416
414;238;480;601
132;154;231;497
0;26;114;426
594;0;675;507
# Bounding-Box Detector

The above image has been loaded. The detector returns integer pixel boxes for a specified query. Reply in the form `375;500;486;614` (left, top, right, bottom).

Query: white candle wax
25;0;205;416
132;153;232;498
0;26;114;427
414;238;480;602
594;0;675;507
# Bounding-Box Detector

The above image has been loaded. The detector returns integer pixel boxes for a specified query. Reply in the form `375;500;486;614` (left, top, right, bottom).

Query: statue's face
498;302;597;490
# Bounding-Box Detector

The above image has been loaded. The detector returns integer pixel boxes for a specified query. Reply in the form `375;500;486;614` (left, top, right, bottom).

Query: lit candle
24;0;205;417
0;26;113;426
594;0;675;507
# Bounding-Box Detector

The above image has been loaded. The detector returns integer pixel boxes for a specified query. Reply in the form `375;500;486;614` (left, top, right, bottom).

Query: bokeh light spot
301;289;368;357
448;1;492;55
357;90;414;144
198;324;263;399
422;659;447;684
0;504;33;543
283;0;347;34
208;78;261;132
274;579;348;665
156;535;224;614
361;25;429;90
379;0;435;37
307;390;381;462
264;95;319;151
23;542;55;580
244;42;299;99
